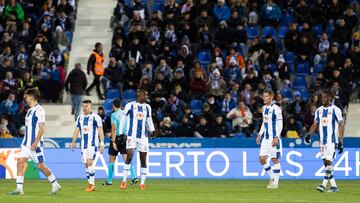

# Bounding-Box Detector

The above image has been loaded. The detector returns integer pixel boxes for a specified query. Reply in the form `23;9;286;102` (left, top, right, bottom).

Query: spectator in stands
260;0;282;27
190;69;207;100
3;71;17;91
208;69;227;98
224;58;242;85
54;26;70;52
226;101;253;137
163;93;186;122
295;0;311;24
303;105;317;133
194;115;210;137
213;0;230;23
4;0;24;23
159;116;174;137
31;43;47;70
275;54;290;85
123;57;141;90
226;47;245;69
260;35;278;65
102;58;124;96
0;92;18;117
309;94;322;108
211;114;229;138
195;9;213;30
130;0;148;20
16;72;36;101
0;124;13;138
220;92;236;115
65;63;87;121
296;35;315;63
155;59;173;81
287;91;307;123
327;43;345;69
229;82;240;102
211;48;225;70
138;76;152;93
240;83;254;106
315;32;330;65
97;106;110;134
197;24;213;50
175;115;194;137
145;37;161;64
214;20;231;49
284;114;301;138
111;0;129;28
86;42;105;99
0;116;17;136
284;23;299;53
332;18;350;49
261;70;277;92
58;0;75;16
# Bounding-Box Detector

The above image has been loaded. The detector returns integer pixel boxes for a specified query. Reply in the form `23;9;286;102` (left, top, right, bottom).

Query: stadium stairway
43;0;114;138
345;103;360;137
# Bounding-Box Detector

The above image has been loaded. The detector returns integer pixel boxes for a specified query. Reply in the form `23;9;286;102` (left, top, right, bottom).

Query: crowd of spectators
0;0;77;138
99;0;360;138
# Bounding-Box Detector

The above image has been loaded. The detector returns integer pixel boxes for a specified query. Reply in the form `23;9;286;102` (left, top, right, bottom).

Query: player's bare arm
31;122;45;151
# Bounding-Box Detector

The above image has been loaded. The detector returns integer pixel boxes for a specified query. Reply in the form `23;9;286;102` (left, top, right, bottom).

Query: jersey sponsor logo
82;127;90;134
264;115;270;123
321;117;328;126
136;112;145;120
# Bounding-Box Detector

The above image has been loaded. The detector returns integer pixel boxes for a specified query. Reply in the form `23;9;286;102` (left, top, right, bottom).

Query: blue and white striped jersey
314;105;343;145
119;101;155;139
76;112;102;149
22;104;45;147
259;103;283;140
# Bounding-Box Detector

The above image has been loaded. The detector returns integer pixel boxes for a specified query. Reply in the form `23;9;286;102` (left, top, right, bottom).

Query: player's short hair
137;89;146;94
323;90;333;98
25;88;40;100
113;99;121;108
263;88;274;95
82;100;92;104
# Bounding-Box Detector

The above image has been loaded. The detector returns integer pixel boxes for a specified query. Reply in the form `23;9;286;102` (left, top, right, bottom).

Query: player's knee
271;158;279;164
259;156;267;164
324;160;332;167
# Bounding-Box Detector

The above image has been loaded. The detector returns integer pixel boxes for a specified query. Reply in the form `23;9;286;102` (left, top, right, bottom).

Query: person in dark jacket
65;63;87;120
175;115;194;137
211;114;229;137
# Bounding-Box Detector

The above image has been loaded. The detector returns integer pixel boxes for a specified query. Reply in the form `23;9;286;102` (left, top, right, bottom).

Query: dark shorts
108;135;127;156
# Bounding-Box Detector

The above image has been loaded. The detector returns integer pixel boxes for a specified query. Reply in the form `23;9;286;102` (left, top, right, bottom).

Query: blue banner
28;148;360;180
2;137;360;148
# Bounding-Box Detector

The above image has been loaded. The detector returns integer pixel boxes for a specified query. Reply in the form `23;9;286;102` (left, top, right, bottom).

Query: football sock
140;167;147;184
16;176;24;191
130;163;136;180
86;168;90;184
88;166;95;185
273;163;281;185
262;162;274;180
322;165;333;187
47;172;58;187
123;164;130;182
107;163;114;183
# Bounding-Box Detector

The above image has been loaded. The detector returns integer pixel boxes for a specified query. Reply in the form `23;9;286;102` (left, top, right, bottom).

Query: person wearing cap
65;63;87;120
214;0;230;23
208;68;227;98
204;94;220;114
172;67;189;92
214;20;231;49
224;56;242;85
287;91;307;122
276;54;290;84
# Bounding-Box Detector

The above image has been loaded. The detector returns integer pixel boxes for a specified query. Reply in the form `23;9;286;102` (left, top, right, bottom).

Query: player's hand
256;135;261;145
338;142;343;154
304;134;311;144
70;142;76;151
272;137;278;147
30;142;38;151
112;141;118;151
100;142;105;154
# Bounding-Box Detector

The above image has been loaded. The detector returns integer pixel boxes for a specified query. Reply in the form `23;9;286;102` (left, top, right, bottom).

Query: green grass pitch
1;179;360;203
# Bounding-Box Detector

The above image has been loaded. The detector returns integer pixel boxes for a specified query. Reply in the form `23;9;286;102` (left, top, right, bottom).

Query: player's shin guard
86;168;90;184
122;164;130;182
88;166;95;185
107;163;114;183
140;167;147;184
273;163;281;185
262;163;274;180
327;166;337;188
130;163;136;180
16;176;24;191
322;165;333;187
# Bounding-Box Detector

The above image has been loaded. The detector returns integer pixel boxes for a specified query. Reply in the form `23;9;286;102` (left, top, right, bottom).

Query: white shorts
126;137;149;152
259;138;282;159
81;147;98;164
320;143;336;162
17;146;45;163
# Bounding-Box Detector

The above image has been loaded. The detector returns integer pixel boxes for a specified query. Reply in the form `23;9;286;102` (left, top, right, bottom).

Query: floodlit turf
1;179;360;203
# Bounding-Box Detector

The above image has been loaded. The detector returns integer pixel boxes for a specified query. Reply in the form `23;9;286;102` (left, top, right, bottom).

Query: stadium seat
312;24;323;38
313;64;325;75
103;99;114;116
280;13;294;26
121;100;128;107
280;87;293;100
299;88;310;101
268;64;276;74
284;52;296;64
198;50;211;67
123;89;137;103
106;89;120;99
262;26;276;38
277;26;288;39
293;77;307;89
246;26;259;39
296;62;310;76
190;100;203;116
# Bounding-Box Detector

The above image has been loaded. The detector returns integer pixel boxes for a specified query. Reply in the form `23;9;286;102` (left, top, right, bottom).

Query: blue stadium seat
280;14;294;26
246;26;259;39
296;62;310;76
121;100;127;107
293;77;307;89
198;50;211;67
123;89;137;103
103;99;114;116
313;64;325;75
312;24;323;38
190;100;203;116
262;26;276;38
284;52;296;64
280;87;293;101
327;24;334;36
299;88;310;101
106;89;120;99
277;26;288;39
